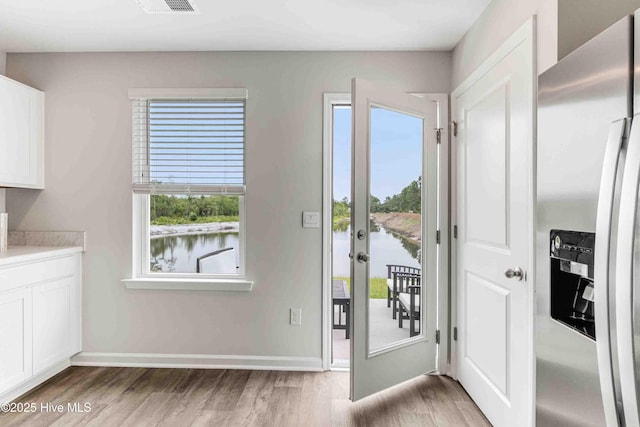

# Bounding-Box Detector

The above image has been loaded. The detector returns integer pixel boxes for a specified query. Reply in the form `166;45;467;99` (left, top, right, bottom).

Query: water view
151;231;240;273
148;193;241;274
333;222;420;278
150;220;418;276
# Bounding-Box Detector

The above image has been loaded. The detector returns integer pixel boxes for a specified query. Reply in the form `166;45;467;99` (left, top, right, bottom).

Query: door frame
322;92;351;371
321;91;450;374
450;16;537;422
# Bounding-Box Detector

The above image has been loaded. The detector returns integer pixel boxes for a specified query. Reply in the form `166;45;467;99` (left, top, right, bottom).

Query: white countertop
0;246;83;267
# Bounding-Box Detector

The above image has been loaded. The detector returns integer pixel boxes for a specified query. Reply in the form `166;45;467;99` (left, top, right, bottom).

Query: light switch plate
302;211;320;228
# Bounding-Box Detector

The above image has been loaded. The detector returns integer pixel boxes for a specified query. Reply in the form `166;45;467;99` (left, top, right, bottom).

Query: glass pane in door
368;105;424;353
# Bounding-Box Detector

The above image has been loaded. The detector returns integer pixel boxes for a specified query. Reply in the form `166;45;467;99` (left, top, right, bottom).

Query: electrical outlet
290;308;302;326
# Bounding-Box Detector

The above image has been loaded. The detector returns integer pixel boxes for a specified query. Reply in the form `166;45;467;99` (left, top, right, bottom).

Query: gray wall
6;51;450;359
558;0;640;59
451;0;558;89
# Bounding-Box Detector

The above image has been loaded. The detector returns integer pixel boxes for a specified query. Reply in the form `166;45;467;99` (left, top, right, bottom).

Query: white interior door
350;78;438;401
452;20;535;426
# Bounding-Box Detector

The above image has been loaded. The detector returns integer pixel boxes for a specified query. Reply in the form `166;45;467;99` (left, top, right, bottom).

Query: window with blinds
132;96;246;195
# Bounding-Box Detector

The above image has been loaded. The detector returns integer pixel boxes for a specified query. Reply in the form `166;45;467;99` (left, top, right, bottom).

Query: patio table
333;280;350;339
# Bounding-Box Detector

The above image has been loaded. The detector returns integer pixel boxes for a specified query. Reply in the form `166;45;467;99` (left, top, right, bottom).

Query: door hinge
453;327;458;341
436;230;441;244
450;120;458;137
453;225;458;239
435;329;441;344
436;128;443;144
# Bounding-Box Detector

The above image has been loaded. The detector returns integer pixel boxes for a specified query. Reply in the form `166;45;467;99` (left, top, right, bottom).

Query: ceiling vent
135;0;199;14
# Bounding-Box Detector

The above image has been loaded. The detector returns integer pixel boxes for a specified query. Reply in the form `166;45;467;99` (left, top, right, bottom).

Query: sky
332;106;423;202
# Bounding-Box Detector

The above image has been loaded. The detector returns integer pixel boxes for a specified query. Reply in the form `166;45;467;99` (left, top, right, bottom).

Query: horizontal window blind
132;98;246;195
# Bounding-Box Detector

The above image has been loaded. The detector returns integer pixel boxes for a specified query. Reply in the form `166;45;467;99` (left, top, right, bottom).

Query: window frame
124;88;253;291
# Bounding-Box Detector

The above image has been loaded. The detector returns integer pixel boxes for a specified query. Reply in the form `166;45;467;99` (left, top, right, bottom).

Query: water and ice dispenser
549;230;596;340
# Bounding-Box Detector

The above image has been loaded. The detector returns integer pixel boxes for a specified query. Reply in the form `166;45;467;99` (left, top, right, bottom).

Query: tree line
150;194;239;224
333;177;421;218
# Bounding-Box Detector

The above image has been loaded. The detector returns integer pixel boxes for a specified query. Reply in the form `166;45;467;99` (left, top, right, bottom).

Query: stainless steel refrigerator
537;12;640;427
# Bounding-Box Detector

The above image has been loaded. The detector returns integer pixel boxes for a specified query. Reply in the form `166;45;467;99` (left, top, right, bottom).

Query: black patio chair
386;264;421;320
396;272;421;337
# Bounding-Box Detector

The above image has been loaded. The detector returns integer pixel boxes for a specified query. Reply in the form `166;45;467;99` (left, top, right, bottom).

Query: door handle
504;267;524;281
616;116;640;426
357;252;370;263
595;118;628;427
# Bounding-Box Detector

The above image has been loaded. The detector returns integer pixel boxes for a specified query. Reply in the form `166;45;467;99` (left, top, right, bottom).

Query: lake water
332;223;420;278
150;232;240;273
150;222;419;276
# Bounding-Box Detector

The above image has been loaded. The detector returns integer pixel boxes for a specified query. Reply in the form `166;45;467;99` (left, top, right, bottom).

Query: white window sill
122;278;253;292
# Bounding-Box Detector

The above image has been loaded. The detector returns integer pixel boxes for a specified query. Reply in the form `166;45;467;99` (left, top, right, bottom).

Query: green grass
151;215;239;226
333;276;387;299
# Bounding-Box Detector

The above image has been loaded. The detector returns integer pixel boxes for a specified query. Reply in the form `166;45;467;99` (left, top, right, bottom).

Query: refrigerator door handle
616;116;640;427
596;118;628;427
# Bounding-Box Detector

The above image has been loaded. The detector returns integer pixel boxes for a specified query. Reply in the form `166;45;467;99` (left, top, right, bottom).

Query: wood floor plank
60;367;147;408
331;399;353;427
202;369;252;411
190;409;232;427
121;392;176;427
420;376;475;426
350;392;402;427
48;404;108;427
396;412;438;427
157;369;225;427
273;371;304;388
298;371;331;427
263;386;302;427
4;367;490;427
44;368;148;427
384;377;432;415
225;370;276;427
456;400;492;427
83;368;188;427
330;372;353;427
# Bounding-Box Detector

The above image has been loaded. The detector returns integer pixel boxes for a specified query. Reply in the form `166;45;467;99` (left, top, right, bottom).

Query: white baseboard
71;352;324;371
0;359;70;405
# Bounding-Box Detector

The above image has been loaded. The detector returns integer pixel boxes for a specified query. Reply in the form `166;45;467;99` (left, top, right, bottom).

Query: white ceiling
0;0;491;53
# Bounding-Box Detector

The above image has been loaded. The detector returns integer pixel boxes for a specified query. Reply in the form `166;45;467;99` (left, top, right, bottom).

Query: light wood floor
1;367;491;426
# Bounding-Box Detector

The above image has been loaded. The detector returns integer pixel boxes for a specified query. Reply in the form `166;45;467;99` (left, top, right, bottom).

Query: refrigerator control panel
549;230;596;340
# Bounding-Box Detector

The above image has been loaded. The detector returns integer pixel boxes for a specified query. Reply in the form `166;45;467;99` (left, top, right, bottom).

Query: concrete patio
333;298;413;365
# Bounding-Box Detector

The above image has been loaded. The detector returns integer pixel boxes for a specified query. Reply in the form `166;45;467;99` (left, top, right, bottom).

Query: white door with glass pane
350;78;438;400
452;20;534;426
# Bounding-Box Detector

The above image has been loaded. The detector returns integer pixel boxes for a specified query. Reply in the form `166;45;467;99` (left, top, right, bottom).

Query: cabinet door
32;277;71;374
0;75;44;189
0;288;32;393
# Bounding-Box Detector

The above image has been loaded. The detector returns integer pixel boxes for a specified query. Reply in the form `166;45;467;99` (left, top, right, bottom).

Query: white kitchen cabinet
0;249;81;404
0;75;44;189
0;287;32;393
32;277;72;374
